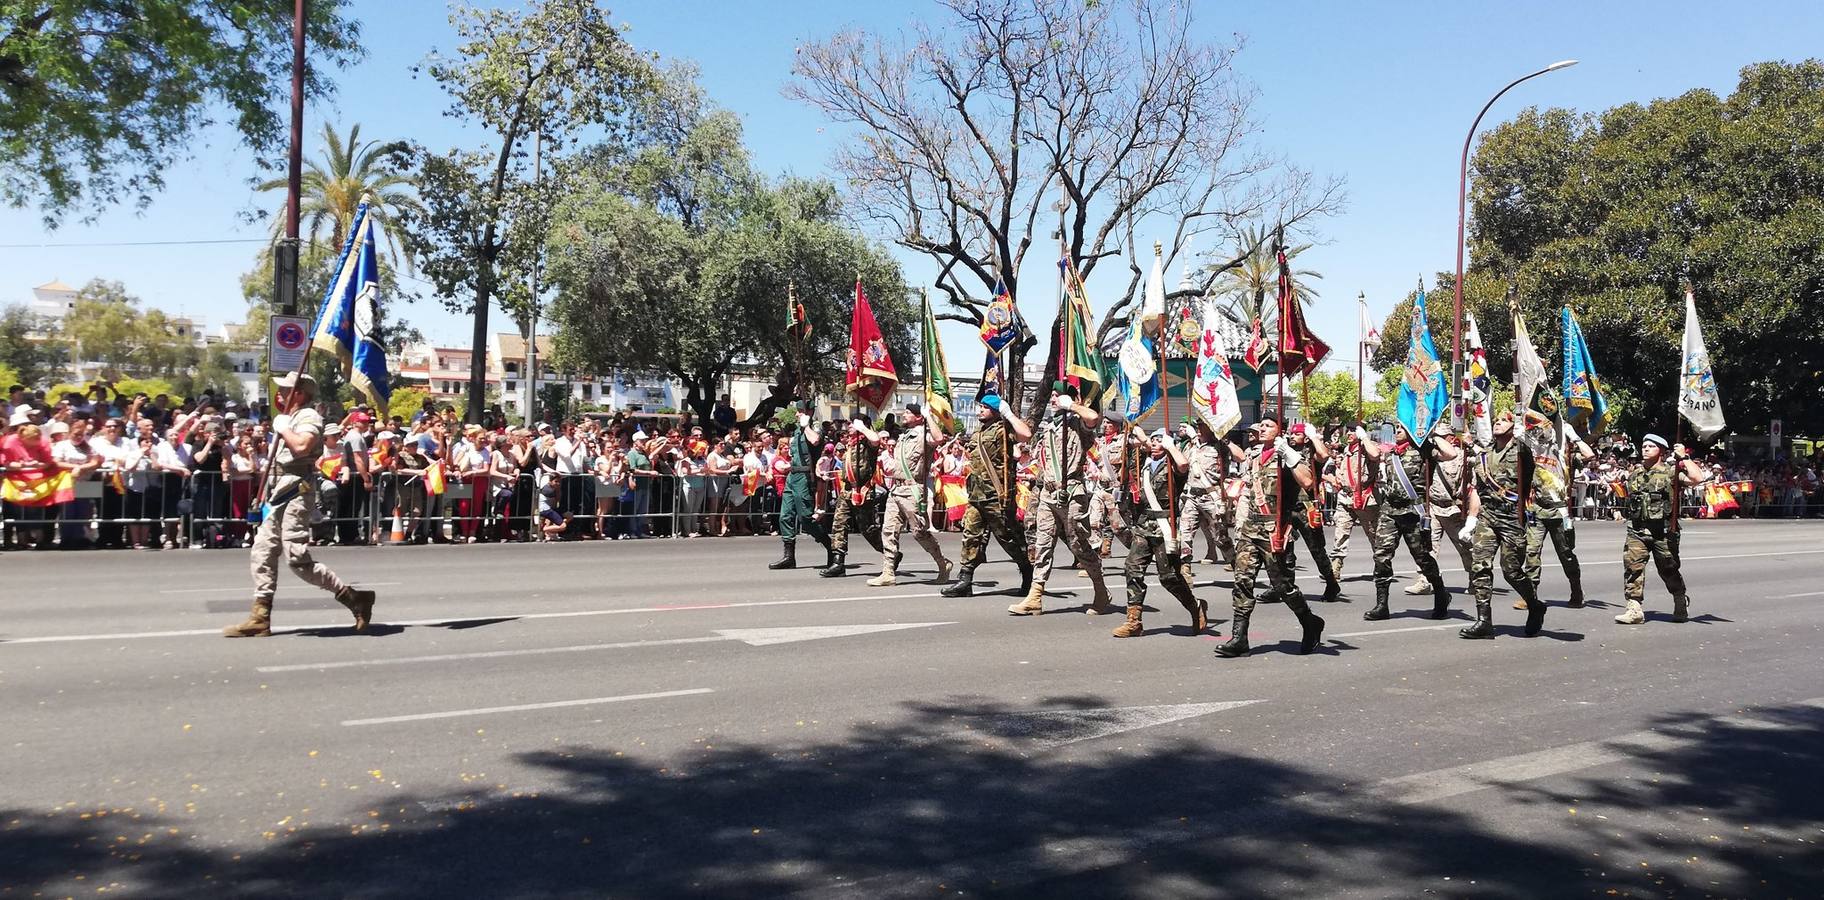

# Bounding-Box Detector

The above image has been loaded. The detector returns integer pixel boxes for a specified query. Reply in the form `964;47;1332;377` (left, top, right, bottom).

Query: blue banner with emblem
309;201;390;408
1562;305;1606;434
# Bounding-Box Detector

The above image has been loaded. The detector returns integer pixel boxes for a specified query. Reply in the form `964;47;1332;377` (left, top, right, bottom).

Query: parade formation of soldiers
755;381;1712;659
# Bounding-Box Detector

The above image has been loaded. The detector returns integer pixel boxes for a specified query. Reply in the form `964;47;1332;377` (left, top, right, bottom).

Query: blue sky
4;0;1821;375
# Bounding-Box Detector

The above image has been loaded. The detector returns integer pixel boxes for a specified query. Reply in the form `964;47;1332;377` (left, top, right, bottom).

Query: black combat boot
1567;579;1586;609
1013;559;1034;596
768;540;797;570
1430;580;1452;620
940;565;976;598
1363;583;1391;621
1287;597;1326;654
1521;589;1546;637
1213;609;1251;658
1458;599;1495;639
1671;594;1690;623
819;550;847;578
1320;575;1343;603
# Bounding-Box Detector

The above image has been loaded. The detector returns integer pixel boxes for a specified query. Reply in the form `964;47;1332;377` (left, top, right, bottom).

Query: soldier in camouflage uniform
866;404;953;586
1284;423;1343;603
1326;424;1378;584
1110;427;1210;638
1214;416;1326;658
1085;421;1129;558
819;412;884;578
940;394;1034;598
1009;382;1113;616
223;372;374;637
1614;434;1708;625
1359;423;1452;620
1520;414;1594;609
1457;410;1547;638
1176;417;1236;575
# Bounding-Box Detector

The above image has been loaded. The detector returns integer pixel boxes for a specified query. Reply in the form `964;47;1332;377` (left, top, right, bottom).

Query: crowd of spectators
5;381;1821;552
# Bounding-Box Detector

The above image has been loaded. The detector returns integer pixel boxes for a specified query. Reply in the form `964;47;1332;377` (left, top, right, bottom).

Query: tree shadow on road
3;698;1818;898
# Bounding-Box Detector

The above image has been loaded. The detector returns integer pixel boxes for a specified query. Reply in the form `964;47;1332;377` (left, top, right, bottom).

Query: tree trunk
465;266;493;424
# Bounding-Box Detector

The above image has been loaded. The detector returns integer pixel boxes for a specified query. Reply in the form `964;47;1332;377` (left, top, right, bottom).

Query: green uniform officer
940;393;1033;598
1215;415;1326;658
769;403;831;570
1615;433;1707;625
1458;410;1546;639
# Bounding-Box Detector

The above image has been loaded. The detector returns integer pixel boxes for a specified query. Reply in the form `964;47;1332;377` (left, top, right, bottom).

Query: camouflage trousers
1331;502;1377;573
1086;487;1128;551
880;486;945;570
1287;508;1334;583
1622;521;1685;603
958;495;1028;570
1126;526;1198;612
1373;509;1443;591
1177;490;1234;563
1470;505;1537;604
829;492;883;555
1031;484;1105;586
1231;526;1299;616
1526;514;1583;598
251;493;348;606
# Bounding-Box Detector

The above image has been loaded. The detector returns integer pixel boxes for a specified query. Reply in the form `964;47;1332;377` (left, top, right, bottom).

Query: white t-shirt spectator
553;435;588;475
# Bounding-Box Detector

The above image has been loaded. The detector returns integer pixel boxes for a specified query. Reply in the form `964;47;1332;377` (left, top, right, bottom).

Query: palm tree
259;123;423;268
1206;222;1322;329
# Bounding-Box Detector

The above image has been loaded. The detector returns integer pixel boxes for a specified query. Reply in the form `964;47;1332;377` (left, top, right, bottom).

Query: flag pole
1356;291;1365;424
1155;240;1177;549
1274;227;1289;552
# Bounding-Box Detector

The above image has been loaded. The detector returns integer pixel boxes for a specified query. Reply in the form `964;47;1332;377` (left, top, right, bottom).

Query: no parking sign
269;315;311;375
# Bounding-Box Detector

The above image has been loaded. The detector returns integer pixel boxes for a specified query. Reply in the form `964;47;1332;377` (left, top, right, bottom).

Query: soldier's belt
1186;486;1211;496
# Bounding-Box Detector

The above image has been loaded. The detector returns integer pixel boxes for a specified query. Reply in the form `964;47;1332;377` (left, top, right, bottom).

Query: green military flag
920;290;957;434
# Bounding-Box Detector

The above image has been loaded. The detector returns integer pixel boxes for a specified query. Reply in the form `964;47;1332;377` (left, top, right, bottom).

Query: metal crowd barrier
0;469;798;549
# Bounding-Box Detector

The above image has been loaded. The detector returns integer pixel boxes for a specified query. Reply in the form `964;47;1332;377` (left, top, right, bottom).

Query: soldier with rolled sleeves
1359;422;1452;621
1520;412;1595;609
768;403;831;570
1176;416;1236;575
1327;423;1378;584
1284;422;1342;603
1614;434;1709;625
222;372;375;638
1008;381;1113;616
1214;415;1326;658
818;411;884;578
1112;427;1209;637
1086;419;1130;557
866;404;953;586
940;393;1034;598
1406;418;1474;595
1456;409;1547;639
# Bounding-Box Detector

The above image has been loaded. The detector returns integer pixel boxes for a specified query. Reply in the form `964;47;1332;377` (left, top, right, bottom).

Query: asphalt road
2;519;1821;898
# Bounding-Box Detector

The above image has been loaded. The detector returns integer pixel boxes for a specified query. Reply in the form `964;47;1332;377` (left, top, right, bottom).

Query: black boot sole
1362;608;1390;621
1523;605;1546;637
1299;615;1324;654
1458;626;1495;639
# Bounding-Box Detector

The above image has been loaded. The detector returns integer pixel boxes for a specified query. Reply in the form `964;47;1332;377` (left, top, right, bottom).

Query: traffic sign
269;315;310;375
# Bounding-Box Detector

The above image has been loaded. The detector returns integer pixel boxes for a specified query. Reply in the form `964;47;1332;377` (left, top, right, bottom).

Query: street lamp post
1451;59;1577;425
275;0;307;319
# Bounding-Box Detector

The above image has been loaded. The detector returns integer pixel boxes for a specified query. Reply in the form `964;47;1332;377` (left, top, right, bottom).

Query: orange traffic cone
390;507;405;544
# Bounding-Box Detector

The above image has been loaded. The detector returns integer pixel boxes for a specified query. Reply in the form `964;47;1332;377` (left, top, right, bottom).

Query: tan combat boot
223;600;273;638
1084;581;1115;616
1111;606;1144;637
1613;598;1646;625
336;586;376;632
1007;582;1045;616
866;563;898;587
1513;597;1530;610
932;557;953;584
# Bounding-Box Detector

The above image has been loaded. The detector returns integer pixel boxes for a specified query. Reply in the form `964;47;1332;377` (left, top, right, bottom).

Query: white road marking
959;701;1264;751
257;622;956;673
158;582;399;595
339;687;714;727
1328;622;1463;639
1369;697;1824;805
1774;590;1824;598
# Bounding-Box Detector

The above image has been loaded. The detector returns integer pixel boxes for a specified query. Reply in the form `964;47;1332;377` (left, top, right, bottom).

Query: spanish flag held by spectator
3;467;75;507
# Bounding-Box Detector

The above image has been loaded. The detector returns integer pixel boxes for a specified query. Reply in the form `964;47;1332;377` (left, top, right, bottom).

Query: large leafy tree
0;303;65;387
395;0;656;423
0;0;362;227
1380;61;1824;437
545;69;913;428
256;122;422;266
63;279;199;377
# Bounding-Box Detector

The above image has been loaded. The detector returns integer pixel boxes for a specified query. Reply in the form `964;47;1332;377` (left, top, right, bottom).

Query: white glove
1563;422;1581;444
271;414;293;434
796;414;810;429
1458;515;1479;543
1274;436;1303;468
1052;394;1074;412
849;419;866;434
1354;425;1370;444
1177;422;1197;441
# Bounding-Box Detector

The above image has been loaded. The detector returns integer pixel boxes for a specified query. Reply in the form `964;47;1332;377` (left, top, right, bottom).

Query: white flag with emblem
1679;288;1726;441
